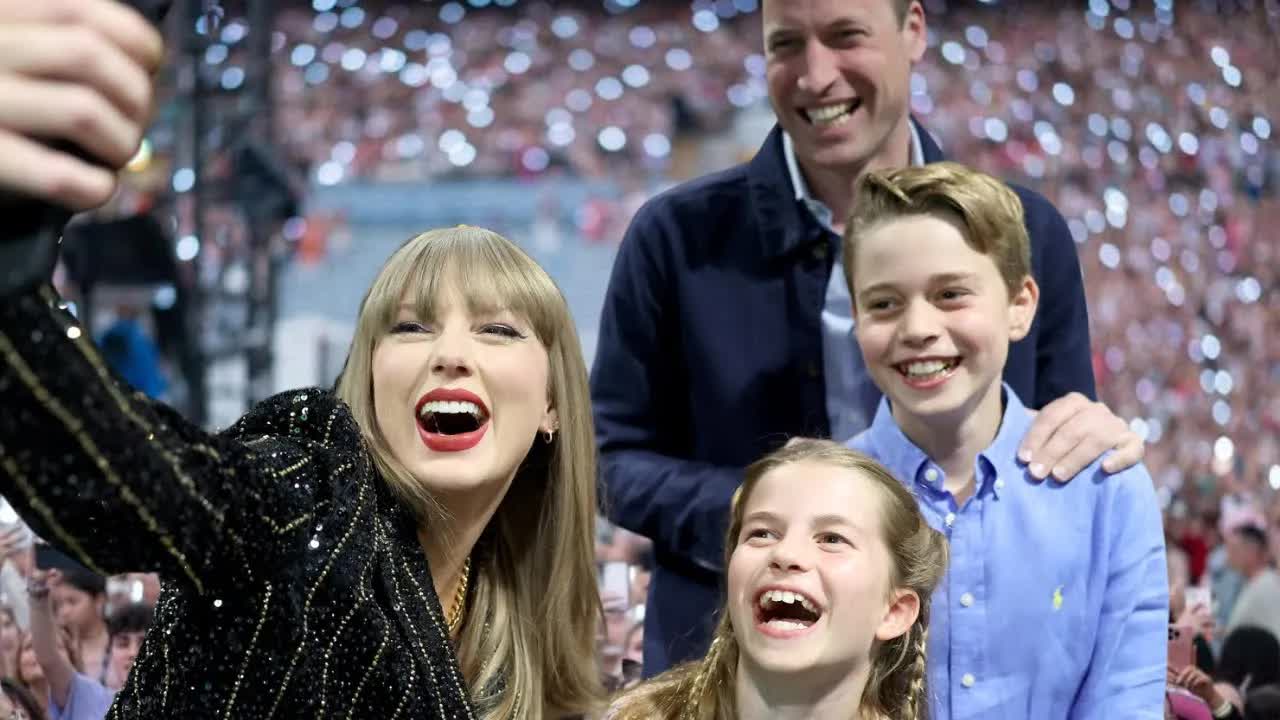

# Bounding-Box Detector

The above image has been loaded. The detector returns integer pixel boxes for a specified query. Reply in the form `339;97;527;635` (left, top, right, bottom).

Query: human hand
26;567;61;602
1170;665;1223;708
0;0;163;210
1018;392;1144;480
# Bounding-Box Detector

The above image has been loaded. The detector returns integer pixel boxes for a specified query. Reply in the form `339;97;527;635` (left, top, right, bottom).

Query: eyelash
390;321;526;339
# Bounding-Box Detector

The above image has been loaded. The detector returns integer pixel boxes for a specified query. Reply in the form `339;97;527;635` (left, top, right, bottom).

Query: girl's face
727;462;918;678
17;635;42;683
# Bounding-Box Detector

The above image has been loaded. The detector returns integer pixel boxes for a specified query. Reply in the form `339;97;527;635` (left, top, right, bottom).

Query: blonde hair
335;226;603;719
609;440;948;720
842;162;1031;299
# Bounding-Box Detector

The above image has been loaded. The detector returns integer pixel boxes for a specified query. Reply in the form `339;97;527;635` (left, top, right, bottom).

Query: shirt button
962;673;976;688
995;478;1006;490
806;362;820;379
924;468;939;482
960;592;974;607
945;512;956;527
812;243;828;260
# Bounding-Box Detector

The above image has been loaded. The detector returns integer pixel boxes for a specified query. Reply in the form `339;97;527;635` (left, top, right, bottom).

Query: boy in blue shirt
843;163;1167;719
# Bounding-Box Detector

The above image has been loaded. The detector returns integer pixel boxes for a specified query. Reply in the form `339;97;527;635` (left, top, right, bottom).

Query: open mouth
895;357;961;384
417;400;489;436
754;588;824;635
802;99;861;128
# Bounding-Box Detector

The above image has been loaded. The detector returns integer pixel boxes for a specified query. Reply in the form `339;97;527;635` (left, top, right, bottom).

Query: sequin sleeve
0;286;366;595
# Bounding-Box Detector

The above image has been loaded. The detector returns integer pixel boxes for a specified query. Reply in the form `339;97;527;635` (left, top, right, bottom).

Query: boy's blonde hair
842;162;1031;298
609;439;948;720
336;226;603;719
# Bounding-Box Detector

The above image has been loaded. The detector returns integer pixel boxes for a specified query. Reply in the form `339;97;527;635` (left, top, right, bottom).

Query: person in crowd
101;604;151;692
1224;527;1280;642
49;571;108;687
0;606;21;679
591;0;1145;674
843;163;1168;716
0;2;604;717
14;626;80;718
609;440;947;720
0;678;47;720
28;570;113;720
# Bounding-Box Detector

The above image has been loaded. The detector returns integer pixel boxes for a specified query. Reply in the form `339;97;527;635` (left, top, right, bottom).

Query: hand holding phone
1168;624;1194;672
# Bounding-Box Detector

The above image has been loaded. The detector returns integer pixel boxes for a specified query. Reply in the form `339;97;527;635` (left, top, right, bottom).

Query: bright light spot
665;48;693;71
643;133;671;158
172;168;195;193
622;64;650;88
176;235;200;261
448;143;477;167
316;161;344;185
598;126;627;152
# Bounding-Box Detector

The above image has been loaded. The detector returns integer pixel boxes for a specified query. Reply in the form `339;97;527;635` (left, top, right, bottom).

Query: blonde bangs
364;226;562;352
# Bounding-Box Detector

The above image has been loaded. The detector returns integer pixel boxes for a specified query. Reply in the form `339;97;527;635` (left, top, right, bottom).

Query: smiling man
590;0;1145;676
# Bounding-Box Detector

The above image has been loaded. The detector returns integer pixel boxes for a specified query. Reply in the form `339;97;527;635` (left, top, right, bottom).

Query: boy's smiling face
851;212;1038;431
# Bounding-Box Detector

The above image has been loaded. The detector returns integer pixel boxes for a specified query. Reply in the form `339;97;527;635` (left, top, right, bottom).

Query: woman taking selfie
609;440;948;720
0;1;602;717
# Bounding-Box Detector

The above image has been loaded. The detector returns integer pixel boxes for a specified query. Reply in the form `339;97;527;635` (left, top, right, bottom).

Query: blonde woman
610;440;948;720
0;3;602;717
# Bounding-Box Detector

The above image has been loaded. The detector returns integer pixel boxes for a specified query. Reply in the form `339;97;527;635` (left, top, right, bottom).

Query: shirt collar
864;383;1032;497
782;120;927;205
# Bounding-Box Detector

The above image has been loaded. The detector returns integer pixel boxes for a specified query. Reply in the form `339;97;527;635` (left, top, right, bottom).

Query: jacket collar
749;117;946;259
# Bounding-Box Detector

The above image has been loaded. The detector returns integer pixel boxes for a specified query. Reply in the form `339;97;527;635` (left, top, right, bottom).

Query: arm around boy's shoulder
0;286;354;592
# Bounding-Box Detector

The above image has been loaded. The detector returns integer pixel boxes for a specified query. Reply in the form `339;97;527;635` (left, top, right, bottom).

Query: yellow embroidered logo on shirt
1052;586;1064;611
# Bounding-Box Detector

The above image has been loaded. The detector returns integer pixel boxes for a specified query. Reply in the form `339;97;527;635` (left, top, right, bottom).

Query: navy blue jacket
590;123;1097;675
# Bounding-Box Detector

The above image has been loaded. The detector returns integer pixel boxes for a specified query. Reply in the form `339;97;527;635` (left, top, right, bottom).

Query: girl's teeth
765;620;810;631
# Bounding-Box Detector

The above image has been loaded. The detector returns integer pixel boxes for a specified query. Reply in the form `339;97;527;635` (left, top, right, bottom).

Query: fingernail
1018;449;1031;463
1052;467;1069;482
1029;463;1047;478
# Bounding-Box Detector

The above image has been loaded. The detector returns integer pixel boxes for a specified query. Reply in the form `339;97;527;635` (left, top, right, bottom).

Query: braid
903;624;930;720
682;636;723;720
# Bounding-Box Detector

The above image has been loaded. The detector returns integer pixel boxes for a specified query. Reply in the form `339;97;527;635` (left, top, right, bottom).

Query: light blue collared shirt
847;386;1168;720
783;126;926;442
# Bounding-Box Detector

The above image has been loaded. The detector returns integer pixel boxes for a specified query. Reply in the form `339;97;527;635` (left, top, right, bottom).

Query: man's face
762;0;926;176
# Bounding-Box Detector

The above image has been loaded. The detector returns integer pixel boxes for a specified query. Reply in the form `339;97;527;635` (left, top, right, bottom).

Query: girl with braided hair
608;439;948;720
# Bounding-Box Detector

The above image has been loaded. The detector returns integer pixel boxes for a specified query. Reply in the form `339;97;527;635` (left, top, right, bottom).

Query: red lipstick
415;388;490;453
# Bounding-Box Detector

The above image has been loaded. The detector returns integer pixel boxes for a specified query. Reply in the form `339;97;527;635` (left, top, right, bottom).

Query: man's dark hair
107;603;155;639
60;567;106;597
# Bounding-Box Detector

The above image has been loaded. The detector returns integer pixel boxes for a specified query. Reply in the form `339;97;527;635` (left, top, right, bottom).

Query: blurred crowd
28;0;1280;713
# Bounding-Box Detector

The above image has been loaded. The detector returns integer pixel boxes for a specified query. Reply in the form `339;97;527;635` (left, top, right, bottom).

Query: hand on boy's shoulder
1017;392;1145;483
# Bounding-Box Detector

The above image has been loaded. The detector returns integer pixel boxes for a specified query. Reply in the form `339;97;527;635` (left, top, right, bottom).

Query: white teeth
765;620;810;632
418;400;484;418
758;589;819;615
904;359;956;377
805;101;855;125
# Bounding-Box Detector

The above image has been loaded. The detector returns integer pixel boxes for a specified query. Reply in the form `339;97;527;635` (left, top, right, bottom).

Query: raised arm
1070;466;1169;720
0;287;360;592
27;570;75;709
591;204;740;572
0;1;355;594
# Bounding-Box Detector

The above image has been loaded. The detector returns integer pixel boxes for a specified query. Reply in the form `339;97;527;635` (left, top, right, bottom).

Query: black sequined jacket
0;286;477;719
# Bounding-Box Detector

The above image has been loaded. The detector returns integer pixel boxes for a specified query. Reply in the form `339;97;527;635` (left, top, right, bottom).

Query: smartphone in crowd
600;561;631;610
1168;624;1194;672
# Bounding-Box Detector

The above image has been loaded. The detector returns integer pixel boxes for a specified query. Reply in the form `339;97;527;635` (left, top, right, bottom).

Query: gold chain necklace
445;555;471;636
